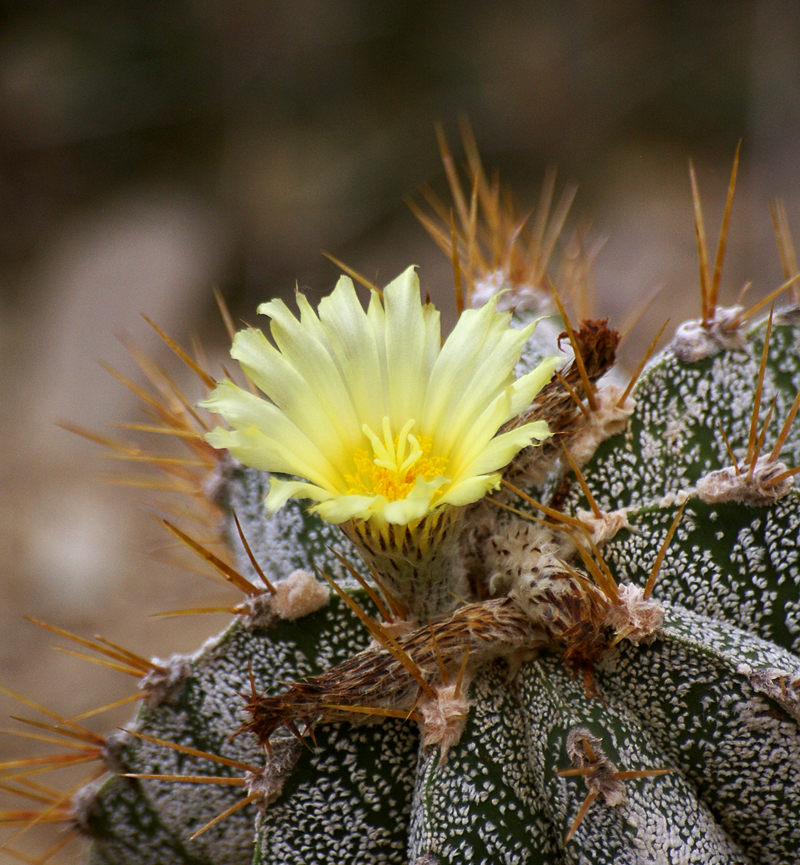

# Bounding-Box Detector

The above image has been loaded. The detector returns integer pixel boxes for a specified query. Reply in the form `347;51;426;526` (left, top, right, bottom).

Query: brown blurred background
2;0;800;859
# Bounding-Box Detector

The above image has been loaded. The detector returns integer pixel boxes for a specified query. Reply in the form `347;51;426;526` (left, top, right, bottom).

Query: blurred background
2;0;800;858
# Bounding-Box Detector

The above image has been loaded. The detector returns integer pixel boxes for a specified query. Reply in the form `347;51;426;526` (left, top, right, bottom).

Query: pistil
346;417;448;502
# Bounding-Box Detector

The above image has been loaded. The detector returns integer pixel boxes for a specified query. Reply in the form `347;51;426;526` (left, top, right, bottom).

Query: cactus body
72;301;800;865
4;146;800;865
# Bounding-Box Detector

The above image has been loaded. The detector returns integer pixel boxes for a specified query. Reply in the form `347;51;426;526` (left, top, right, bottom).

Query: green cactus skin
562;318;800;655
62;298;800;865
83;591;418;865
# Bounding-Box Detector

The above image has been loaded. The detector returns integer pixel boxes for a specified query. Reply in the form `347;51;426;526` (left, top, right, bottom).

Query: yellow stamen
345;417;448;501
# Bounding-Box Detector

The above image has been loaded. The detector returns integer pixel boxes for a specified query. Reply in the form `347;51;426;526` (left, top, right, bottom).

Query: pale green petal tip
523;354;562;389
518;312;547;335
333;274;356;293
504;421;552;453
508;355;562;415
256;296;290;318
266;477;334;514
439;473;502;507
384;265;419;299
229;326;268;364
204;425;236;450
198;379;243;413
313;494;384;524
264;479;300;513
518;419;552;442
197;387;223;413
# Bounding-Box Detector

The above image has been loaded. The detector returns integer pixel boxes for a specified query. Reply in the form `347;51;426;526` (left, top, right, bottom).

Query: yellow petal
507;355;562;417
313;493;387;524
310;277;387;431
265;478;335;512
454;421;551;481
422;298;537;450
438;472;502;507
227;334;353;465
382;267;441;429
201;382;344;488
257;294;363;450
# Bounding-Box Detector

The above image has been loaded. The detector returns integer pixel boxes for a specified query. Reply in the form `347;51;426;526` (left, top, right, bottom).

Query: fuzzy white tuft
670;307;746;362
565;384;636;468
139;654;193;706
419;682;472;765
239;569;330;629
271;569;330;620
575;507;633;545
695;457;795;505
566;727;627;806
604;583;664;645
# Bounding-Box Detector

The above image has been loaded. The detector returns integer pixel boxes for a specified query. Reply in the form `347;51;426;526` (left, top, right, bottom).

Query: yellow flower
201;267;559;528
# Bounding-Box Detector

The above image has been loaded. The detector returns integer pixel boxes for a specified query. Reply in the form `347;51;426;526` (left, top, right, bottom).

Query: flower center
346;417;448;501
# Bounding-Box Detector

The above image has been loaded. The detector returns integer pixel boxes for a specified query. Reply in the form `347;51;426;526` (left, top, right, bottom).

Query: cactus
3;134;800;865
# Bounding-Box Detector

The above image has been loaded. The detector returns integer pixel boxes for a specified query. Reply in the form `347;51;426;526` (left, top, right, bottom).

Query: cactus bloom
202;266;559;527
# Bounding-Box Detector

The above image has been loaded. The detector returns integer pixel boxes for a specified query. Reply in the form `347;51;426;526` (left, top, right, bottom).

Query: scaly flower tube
202;267;559;527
